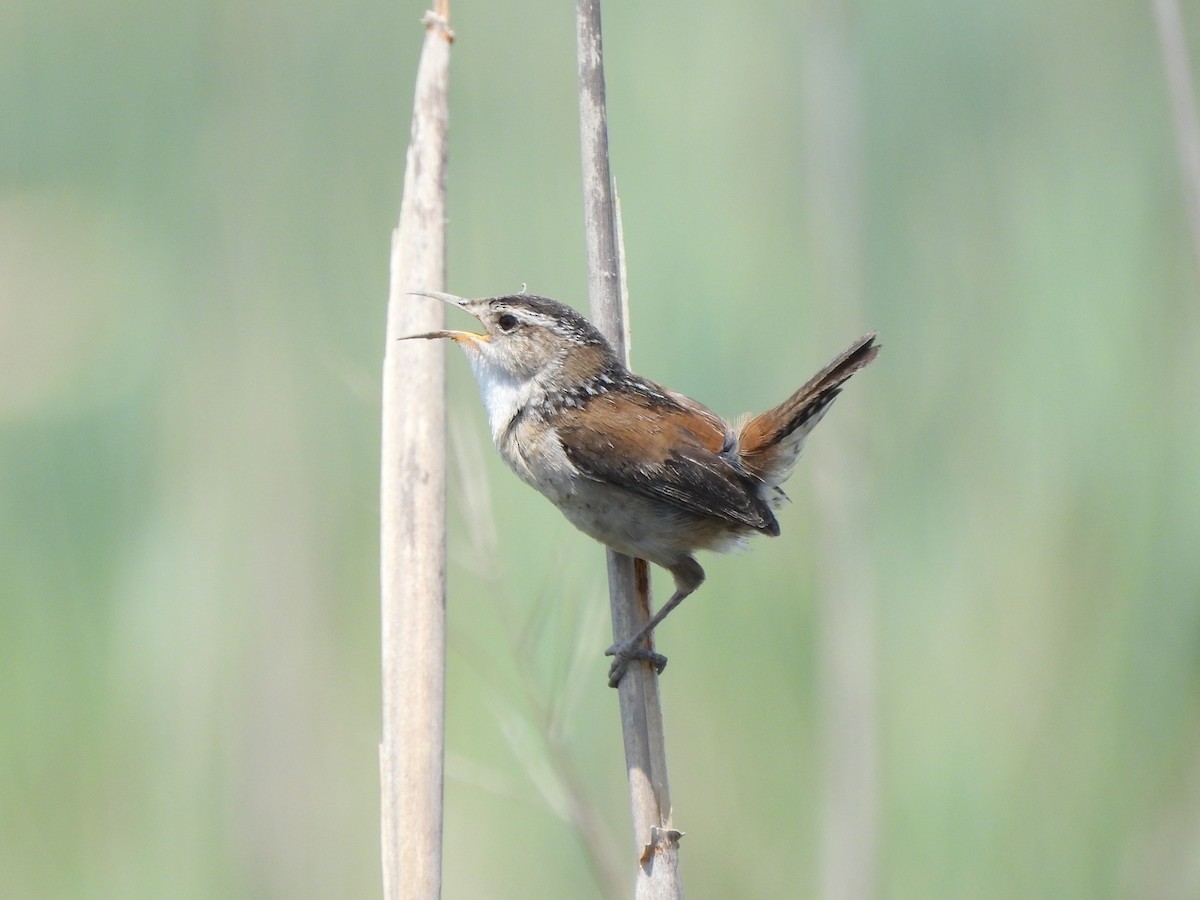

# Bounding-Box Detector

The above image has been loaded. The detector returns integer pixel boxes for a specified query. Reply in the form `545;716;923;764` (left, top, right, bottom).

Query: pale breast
496;413;579;504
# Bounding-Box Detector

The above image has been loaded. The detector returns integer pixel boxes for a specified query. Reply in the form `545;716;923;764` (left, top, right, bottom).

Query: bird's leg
606;557;705;687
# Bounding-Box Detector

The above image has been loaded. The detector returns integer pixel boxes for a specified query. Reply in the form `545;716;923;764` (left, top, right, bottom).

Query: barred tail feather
738;333;879;487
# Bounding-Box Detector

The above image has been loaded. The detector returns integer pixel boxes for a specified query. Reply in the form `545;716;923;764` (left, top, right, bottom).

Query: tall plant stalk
379;5;453;898
575;2;684;897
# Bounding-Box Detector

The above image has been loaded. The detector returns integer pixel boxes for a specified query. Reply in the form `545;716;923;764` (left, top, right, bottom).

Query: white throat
466;355;536;440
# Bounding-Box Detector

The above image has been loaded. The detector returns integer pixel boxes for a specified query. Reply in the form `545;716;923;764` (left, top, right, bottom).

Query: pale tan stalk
575;2;684;897
379;5;452;898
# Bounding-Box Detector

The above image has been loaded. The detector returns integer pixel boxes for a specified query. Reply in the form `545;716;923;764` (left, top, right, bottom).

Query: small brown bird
403;292;879;685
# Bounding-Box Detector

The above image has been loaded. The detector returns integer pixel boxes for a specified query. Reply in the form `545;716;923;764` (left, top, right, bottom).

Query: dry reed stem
575;2;684;897
379;8;452;899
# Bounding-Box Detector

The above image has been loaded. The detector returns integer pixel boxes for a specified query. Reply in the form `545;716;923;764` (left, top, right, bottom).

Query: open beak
398;291;488;345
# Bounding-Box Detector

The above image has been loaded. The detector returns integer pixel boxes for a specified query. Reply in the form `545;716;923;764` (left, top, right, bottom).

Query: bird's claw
605;641;668;687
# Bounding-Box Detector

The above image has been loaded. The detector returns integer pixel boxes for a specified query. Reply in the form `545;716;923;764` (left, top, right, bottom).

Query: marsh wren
403;291;879;686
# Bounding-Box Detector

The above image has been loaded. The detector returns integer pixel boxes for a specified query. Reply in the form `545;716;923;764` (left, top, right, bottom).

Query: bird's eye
497;313;518;332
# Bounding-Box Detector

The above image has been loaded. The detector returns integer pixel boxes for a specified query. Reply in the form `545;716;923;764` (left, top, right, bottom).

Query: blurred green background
4;0;1199;897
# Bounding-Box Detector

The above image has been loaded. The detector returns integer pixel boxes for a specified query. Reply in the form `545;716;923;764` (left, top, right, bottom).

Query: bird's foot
605;640;668;688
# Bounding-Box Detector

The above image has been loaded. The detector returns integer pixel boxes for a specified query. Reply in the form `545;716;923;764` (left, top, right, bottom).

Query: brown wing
553;385;780;535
